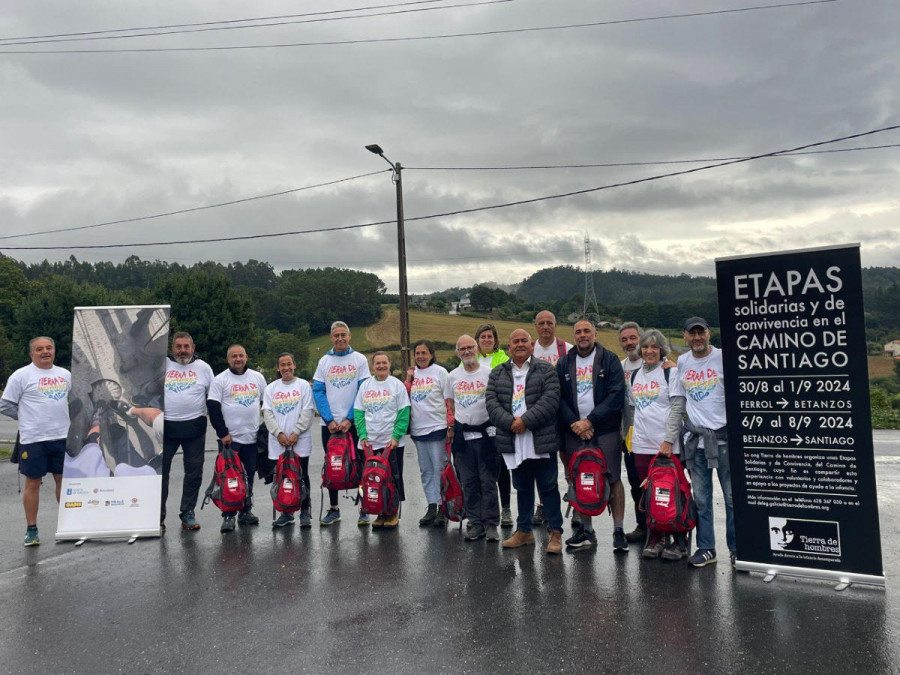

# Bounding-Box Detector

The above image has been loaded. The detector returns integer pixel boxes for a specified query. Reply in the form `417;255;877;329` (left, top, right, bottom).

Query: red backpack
440;443;465;522
202;445;248;513
360;445;399;517
270;446;306;514
565;446;611;516
640;453;696;534
322;433;362;491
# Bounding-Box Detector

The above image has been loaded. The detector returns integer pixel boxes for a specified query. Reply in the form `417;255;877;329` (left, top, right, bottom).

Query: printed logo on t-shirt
361;388;392;413
682;368;719;402
453;379;486;409
632;380;661;410
272;390;302;415
326;364;357;389
576;365;593;395
410;376;437;403
165;369;198;394
228;382;260;407
511;383;526;415
37;375;69;401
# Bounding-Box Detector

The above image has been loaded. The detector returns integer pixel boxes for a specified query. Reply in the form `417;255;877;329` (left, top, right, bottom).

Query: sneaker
299;510;312;528
272;513;295;528
238;511;259;526
432;510;447;527
565;529;597;551
220;515;236;533
372;515;387;529
564;525;585;547
662;542;688;561
501;530;536;548
464;524;486;542
320;508;341;526
180;510;200;531
613;528;628;553
485;525;500;542
23;526;39;547
500;507;514;528
358;510;371;527
419;504;438;527
643;533;665;559
382;514;400;529
688;549;717;568
546;530;563;555
625;526;646;543
532;504;546;526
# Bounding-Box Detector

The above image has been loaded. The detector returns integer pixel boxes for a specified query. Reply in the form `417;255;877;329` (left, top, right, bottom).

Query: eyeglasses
457;345;476;353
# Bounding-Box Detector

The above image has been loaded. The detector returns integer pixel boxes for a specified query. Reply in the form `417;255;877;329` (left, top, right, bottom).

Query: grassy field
870;356;899;378
304;308;623;373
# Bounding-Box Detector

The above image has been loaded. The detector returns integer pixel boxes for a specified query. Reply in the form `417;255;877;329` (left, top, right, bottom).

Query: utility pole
366;144;411;371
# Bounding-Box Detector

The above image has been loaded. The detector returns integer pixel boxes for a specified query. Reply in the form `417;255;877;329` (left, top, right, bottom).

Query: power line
0;169;390;242
0;1;838;54
407;143;900;170
0;0;512;47
2;123;896;252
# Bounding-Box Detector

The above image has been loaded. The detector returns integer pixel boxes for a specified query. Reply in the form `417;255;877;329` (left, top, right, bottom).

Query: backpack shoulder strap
556;338;566;358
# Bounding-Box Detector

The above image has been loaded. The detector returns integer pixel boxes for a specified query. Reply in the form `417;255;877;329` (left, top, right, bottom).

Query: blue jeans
689;441;735;553
511;457;563;534
413;437;446;505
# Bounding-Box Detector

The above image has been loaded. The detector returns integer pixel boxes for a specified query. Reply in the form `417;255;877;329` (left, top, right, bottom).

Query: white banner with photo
56;305;170;540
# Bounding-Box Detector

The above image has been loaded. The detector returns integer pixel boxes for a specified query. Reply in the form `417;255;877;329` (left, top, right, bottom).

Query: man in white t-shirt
161;332;214;532
677;316;734;569
444;334;500;542
617;321;646;543
207;344;267;532
313;321;371;526
0;336;71;547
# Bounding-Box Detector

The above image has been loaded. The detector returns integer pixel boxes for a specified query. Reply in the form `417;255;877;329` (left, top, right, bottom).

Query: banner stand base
737;560;885;591
57;529;162;544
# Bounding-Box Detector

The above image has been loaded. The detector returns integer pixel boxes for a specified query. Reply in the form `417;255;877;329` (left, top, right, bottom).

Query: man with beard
207;344;267;533
161;332;214;531
618;321;646;543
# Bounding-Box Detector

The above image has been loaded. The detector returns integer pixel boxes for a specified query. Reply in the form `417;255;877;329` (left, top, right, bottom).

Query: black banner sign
716;244;883;580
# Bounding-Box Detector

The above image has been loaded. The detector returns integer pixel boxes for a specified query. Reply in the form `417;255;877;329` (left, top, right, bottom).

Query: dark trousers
511;457;564;534
622;440;646;530
161;433;206;520
454;436;500;528
218;440;258;517
321;425;361;508
498;465;511;509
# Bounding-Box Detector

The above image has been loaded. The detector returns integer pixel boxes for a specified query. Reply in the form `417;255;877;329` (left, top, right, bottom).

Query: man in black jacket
558;320;626;552
486;329;563;555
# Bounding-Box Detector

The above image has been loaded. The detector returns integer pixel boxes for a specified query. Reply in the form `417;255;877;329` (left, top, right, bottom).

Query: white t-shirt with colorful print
409;364;449;437
444;364;491;441
575;350;596;420
163;358;214;422
313;351;371;426
354;376;410;450
1;363;71;443
629;364;684;455
677;347;726;432
263;377;315;458
208;368;267;444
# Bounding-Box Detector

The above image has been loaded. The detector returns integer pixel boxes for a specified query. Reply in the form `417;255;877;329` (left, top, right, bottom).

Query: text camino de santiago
732;266;848;370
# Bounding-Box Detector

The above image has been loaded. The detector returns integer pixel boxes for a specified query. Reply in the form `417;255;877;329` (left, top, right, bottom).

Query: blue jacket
557;343;624;436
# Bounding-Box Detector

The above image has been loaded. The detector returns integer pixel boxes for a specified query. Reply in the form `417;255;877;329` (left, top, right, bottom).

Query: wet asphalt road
0;431;898;674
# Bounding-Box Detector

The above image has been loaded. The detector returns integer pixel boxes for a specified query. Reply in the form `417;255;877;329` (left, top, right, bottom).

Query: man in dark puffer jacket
486;329;563;555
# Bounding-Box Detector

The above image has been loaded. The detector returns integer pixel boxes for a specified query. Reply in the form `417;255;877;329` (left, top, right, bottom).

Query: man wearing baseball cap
677;317;734;568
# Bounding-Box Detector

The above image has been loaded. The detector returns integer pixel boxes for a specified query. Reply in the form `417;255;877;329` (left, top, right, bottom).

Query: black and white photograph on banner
57;306;170;540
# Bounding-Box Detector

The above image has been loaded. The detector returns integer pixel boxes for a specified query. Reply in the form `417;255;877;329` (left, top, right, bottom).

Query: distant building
458;294;472;311
884;340;900;357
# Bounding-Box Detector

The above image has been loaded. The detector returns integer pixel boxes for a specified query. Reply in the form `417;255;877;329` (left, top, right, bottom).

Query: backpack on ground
640;453;696;534
321;432;361;491
565;446;611;516
360;445;399;517
270;446;306;514
439;442;465;523
201;444;248;513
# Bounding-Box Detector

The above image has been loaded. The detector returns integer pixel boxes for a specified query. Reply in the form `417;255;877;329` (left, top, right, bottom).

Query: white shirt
409;364;449;437
263;378;315;458
208;368;267;445
313;351;371;426
629;364;684;455
533;339;573;366
575;349;596;420
163;358;214;421
1;363;71;443
504;359;544;470
678;347;727;444
444;364;492;441
355;376;410;450
621;355;643;374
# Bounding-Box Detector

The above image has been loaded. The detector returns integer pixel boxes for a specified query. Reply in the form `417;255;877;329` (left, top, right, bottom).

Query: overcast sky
0;0;897;293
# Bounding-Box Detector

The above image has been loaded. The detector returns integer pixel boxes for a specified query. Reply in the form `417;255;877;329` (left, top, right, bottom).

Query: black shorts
19;439;66;478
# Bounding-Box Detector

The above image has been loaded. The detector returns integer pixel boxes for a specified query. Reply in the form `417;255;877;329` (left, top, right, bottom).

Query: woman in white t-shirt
263;352;315;528
403;340;451;528
627;329;688;561
354;352;410;530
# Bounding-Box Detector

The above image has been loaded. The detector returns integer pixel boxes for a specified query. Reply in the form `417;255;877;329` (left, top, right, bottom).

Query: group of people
1;312;734;569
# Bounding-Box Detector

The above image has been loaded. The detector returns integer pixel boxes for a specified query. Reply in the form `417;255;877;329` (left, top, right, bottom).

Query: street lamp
366;143;410;372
